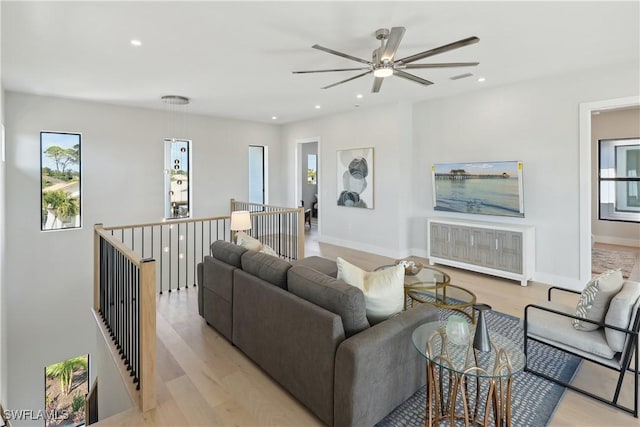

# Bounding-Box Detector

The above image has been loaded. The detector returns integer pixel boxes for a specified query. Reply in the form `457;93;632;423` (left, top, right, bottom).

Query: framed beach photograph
40;132;82;231
337;147;374;209
432;161;524;217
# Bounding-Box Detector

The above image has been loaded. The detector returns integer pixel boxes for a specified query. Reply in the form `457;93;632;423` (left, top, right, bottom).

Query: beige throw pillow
573;269;624;331
336;257;404;324
236;231;263;252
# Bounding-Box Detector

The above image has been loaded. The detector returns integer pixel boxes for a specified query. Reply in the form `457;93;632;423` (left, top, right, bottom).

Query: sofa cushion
293;256;338;278
211;240;247;268
241;250;292;289
604;281;640;352
288;266;370;337
573;269;624;331
336;257;404;325
236;231;263;251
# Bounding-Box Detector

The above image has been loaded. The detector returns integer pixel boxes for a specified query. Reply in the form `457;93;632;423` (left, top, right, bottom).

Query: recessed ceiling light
315;105;321;109
477;77;486;82
130;39;142;47
356;94;363;99
271;116;278;120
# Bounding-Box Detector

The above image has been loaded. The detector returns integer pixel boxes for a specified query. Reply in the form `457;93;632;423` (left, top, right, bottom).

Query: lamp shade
230;210;251;231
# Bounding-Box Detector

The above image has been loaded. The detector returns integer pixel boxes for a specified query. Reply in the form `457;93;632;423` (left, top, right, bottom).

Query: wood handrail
94;224;145;266
101;215;230;231
93;224;156;413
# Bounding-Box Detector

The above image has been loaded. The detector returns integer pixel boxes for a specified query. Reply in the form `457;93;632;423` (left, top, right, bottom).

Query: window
248;145;266;205
599;138;640;222
44;354;89;426
41;132;81;231
164;139;191;219
307;154;317;184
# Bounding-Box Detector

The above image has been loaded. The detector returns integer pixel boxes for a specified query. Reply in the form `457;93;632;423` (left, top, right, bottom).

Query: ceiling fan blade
321;71;372;89
292;67;372;74
372;76;384;93
312;44;372;65
381;27;406;61
393;69;434;86
397;36;479;64
404;62;479;69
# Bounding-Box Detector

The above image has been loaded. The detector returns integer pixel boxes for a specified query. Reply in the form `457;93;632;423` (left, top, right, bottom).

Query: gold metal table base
424;332;515;427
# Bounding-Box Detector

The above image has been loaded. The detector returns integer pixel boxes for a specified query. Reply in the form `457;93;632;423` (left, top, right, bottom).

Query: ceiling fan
292;27;479;93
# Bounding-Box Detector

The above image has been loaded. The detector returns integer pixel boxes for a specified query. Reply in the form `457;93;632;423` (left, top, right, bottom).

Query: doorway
579;96;640;285
296;138;320;237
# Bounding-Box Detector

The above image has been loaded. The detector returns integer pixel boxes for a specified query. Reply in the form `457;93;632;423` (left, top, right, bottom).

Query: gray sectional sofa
197;240;438;427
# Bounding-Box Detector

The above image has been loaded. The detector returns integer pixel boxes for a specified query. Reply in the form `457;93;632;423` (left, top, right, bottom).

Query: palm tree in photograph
42;190;80;229
45;356;88;396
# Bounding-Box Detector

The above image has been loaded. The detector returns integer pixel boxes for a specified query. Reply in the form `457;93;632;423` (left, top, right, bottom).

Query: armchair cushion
604;281;640;352
573;269;623;331
528;301;615;359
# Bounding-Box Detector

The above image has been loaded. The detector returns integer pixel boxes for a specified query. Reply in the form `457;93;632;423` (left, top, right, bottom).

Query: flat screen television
432;161;524;218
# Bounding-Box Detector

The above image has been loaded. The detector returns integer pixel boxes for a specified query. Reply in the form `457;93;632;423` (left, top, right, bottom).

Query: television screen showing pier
432;161;524;217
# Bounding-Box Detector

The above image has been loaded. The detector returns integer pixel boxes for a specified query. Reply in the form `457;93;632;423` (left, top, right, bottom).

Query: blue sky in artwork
434;161;519;175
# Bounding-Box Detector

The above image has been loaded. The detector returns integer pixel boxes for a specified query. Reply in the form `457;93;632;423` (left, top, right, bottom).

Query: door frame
578;95;639;284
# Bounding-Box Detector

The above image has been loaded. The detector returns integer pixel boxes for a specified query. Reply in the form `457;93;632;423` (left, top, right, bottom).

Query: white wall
591;108;640;246
281;62;639;289
4;91;281;424
0;0;7;405
281;103;414;258
412;61;640;288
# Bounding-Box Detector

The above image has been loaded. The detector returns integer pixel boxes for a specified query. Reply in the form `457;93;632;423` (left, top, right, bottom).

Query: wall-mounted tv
432;161;524;218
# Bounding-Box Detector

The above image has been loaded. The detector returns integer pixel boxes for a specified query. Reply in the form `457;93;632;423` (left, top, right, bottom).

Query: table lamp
230;210;251;242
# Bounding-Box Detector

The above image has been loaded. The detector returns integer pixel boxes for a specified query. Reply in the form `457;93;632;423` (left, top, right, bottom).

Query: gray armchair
524;280;640;417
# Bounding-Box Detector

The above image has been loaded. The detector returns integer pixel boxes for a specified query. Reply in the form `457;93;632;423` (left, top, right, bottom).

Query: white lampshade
230;210;251;231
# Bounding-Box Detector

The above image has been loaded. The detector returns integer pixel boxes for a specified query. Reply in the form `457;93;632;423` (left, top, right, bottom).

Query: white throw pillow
573;269;624;331
236;231;263;252
260;244;279;257
336;257;404;324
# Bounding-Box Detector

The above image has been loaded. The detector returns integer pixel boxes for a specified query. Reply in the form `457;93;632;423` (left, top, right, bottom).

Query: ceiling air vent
450;73;474;80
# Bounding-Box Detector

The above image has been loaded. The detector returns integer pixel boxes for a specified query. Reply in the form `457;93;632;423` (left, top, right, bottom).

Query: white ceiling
2;1;639;124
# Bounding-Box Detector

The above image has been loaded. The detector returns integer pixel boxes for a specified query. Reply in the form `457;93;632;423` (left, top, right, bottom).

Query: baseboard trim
593;235;640;248
532;272;584;292
317;235;405;259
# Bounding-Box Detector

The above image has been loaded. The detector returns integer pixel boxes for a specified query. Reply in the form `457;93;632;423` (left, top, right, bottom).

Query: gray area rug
377;309;581;427
592;247;637;278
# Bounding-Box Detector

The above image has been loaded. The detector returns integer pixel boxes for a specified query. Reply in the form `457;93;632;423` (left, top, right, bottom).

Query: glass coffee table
376;264;476;321
412;322;526;427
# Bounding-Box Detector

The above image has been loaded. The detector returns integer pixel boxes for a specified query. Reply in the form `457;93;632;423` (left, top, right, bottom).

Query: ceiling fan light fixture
373;67;393;78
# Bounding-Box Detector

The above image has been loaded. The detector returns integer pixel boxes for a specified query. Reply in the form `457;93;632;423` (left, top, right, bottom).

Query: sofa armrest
333;304;439;427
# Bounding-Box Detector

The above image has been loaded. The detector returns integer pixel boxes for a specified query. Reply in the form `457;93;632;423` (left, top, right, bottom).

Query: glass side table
412;322;526;427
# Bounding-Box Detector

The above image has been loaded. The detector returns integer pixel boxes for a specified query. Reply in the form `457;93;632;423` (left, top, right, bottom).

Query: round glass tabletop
411;321;526;378
375;263;450;286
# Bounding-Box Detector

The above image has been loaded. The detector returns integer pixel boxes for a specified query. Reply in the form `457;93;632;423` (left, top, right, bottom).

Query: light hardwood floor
98;225;639;427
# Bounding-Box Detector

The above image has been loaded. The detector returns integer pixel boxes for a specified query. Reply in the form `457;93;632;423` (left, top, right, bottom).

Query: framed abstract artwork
337;147;374;209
